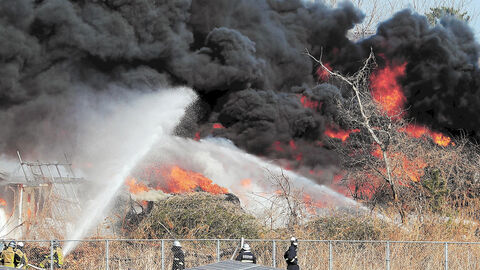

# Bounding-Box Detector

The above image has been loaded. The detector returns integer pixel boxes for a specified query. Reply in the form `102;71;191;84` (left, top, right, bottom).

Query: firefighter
1;241;17;267
14;241;28;269
40;240;63;269
171;240;185;270
235;243;256;264
283;237;299;270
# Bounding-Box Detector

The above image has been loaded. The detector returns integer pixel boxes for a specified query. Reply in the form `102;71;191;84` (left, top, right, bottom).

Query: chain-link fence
13;239;480;269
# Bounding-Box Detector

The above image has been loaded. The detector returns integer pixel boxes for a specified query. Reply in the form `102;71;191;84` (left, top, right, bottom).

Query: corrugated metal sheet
186;260;280;270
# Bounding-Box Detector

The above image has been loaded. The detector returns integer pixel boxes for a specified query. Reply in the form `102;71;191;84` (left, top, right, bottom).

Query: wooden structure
0;151;84;238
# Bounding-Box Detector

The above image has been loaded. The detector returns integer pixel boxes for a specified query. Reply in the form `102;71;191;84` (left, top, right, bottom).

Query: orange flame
303;194;332;213
370;144;427;183
161;166;228;194
401;124;453;147
430;131;452;147
240;178;252;189
125;177;149;194
0;199;6;207
400;154;427;182
324;126;360;142
370;62;407;118
371;144;383;158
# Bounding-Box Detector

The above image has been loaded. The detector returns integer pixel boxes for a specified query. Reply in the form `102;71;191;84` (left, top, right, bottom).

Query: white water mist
145;136;364;212
63;87;195;255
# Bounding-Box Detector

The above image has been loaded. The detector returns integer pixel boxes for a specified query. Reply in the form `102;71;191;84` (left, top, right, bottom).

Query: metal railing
12;239;480;269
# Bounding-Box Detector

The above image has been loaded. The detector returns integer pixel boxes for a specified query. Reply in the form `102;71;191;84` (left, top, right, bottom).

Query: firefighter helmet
173;240;181;247
243;243;251;251
290;237;298;246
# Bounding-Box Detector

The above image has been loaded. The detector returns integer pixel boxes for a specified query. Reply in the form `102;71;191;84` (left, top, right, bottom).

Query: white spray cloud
63;86;196;255
143;136;362;213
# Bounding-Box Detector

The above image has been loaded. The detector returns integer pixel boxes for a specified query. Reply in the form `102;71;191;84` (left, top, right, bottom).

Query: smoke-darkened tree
309;48;480;219
426;6;471;25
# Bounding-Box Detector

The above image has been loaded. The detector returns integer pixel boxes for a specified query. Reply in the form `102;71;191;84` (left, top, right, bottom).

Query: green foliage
422;169;449;212
133;193;261;239
305;215;387;240
426;7;470;26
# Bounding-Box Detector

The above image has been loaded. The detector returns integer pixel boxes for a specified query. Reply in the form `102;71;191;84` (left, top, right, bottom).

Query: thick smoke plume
1;0;479;183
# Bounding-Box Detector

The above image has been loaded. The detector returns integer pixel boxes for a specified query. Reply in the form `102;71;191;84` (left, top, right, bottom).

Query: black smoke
0;0;479;182
360;10;480;136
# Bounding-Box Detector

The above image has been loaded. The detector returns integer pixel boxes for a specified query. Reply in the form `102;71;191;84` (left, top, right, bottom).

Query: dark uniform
40;246;64;268
14;247;28;269
284;244;299;270
172;246;185;270
235;249;257;264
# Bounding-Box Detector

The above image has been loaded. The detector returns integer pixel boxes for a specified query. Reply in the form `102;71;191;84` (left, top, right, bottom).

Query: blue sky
384;1;480;39
320;0;480;41
469;1;480;38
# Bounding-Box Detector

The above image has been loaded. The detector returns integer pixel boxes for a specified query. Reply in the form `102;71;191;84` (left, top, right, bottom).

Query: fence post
272;240;276;268
444;242;448;270
161;240;165;270
217;239;220;262
385;241;390;270
50;240;54;270
329;241;333;270
105;240;109;270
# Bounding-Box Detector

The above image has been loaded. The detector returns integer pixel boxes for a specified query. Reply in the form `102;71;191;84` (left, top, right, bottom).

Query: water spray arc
63;87;196;255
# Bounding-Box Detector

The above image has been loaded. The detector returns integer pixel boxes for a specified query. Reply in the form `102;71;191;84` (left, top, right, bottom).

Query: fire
316;62;332;81
371;144;382;158
272;141;284;152
125;177;149;194
430;131;452;147
289;140;297;150
300;95;321;110
212;123;225;129
369;61;453;147
401;124;453;147
0;199;6;207
129;165;229;195
370;62;407;118
370;144;427;183
324;126;360;142
161;166;228;194
400;154;427;182
402;124;428;138
348;174;380;200
240;178;252;189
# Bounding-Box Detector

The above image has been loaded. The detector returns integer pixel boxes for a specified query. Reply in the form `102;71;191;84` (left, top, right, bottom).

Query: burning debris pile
125;165;228;203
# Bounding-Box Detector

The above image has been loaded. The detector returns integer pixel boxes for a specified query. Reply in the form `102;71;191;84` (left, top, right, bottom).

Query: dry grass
131;192;262;239
21;194;480;269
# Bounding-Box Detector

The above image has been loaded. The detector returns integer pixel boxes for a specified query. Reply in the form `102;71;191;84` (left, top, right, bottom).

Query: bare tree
305;45;480;221
320;0;477;40
255;169;309;229
306;50;398;201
